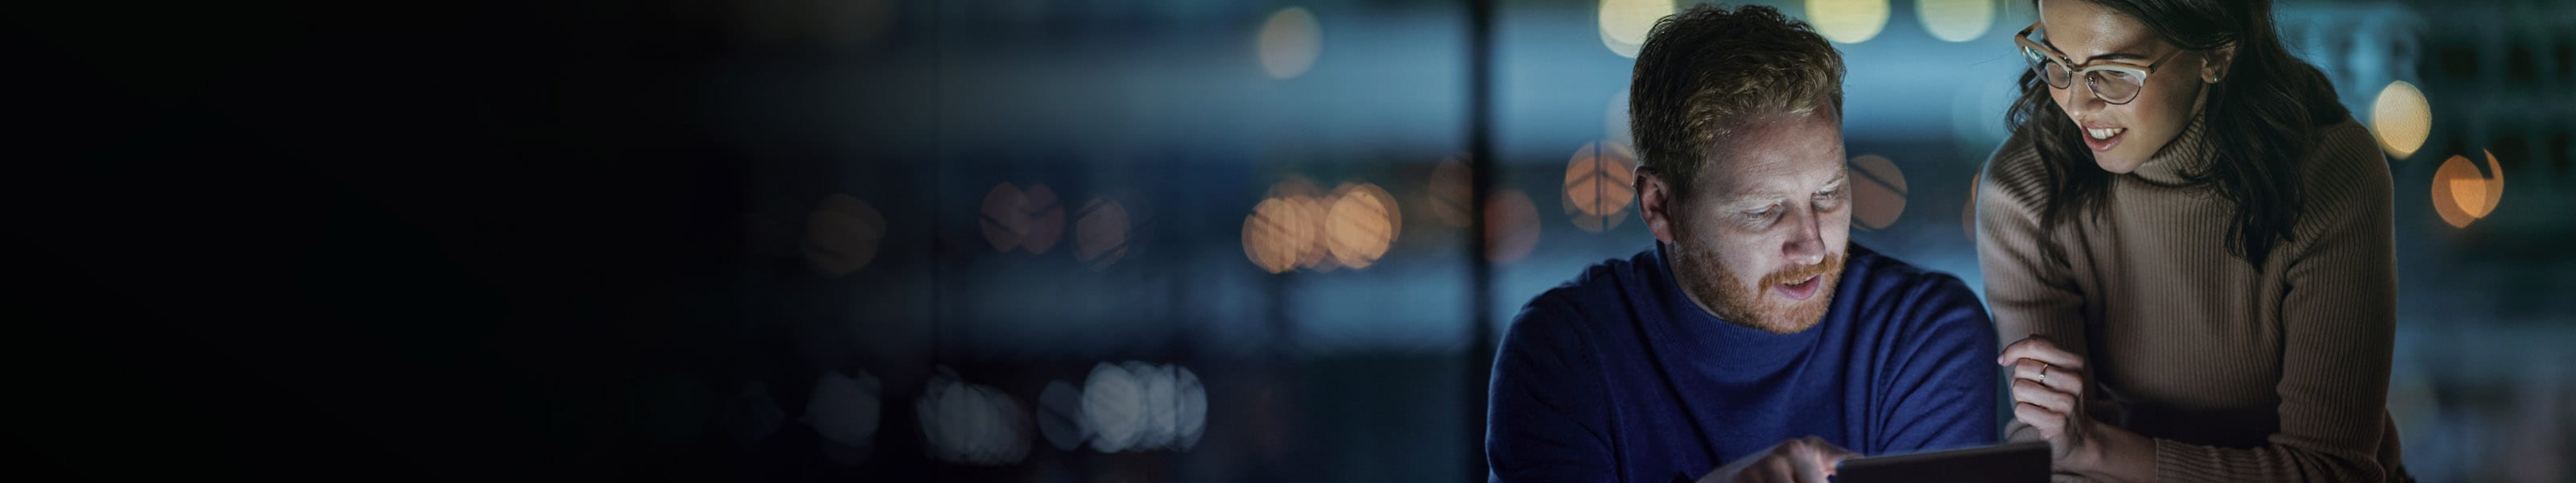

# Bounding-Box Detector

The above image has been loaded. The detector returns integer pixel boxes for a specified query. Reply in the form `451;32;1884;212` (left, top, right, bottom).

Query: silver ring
2039;364;2050;383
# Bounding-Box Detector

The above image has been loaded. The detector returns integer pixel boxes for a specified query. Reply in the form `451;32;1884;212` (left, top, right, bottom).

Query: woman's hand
1998;336;2095;464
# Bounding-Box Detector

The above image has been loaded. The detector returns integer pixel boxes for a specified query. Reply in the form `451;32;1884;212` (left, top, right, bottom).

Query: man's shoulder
1838;246;1988;327
1508;250;1657;336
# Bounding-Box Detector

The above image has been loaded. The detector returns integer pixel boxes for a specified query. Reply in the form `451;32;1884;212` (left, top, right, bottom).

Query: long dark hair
2007;0;2349;266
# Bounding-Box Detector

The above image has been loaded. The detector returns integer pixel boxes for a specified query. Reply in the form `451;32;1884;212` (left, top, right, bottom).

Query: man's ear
1637;166;1678;245
2202;43;2238;84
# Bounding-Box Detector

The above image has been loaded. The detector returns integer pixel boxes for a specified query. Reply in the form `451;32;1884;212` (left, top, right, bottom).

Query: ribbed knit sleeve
1975;131;2094;446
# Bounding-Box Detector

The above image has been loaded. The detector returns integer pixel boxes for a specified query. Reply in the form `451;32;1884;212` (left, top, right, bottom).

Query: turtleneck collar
2129;113;2215;186
1645;243;1826;371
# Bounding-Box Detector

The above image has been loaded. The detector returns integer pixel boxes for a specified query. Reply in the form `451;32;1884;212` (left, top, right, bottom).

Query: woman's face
2036;0;2215;173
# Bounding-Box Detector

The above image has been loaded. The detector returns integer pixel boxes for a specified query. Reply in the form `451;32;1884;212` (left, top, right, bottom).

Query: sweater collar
1645;243;1828;369
2131;114;2215;185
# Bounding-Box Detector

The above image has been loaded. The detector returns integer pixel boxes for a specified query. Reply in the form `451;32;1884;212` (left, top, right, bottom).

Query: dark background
11;0;2569;481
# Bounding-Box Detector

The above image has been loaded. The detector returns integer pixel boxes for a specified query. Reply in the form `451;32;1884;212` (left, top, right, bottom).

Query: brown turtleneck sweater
1975;116;2409;481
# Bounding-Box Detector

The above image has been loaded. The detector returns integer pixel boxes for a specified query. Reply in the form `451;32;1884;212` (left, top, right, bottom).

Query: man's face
1645;114;1851;334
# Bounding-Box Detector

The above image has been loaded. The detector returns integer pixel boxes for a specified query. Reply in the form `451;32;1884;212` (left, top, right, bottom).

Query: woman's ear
2202;43;2239;84
1637;166;1678;245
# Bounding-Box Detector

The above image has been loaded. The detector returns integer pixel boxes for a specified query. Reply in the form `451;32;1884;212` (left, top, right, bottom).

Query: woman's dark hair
2007;0;2349;266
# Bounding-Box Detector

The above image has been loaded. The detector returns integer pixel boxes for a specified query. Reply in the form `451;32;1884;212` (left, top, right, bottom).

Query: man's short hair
1629;3;1846;196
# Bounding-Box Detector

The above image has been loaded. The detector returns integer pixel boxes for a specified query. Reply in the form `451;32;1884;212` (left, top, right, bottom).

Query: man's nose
1782;205;1826;266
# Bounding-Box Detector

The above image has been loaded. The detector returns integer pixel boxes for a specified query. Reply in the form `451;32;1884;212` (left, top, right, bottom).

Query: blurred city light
1244;196;1312;275
1563;141;1639;233
1073;198;1133;270
1486;189;1542;264
1806;0;1890;44
1917;0;1996;43
1428;155;1473;229
919;368;1031;465
1324;182;1400;269
1598;0;1674;58
803;193;886;278
803;370;881;464
2371;80;2432;159
2430;151;2504;229
1848;155;1906;230
1258;7;1323;79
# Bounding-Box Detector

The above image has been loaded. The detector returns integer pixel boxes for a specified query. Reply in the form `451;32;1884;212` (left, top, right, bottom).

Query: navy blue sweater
1485;244;1998;482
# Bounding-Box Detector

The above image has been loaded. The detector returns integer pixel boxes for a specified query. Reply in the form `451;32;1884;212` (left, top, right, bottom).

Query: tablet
1834;441;2050;483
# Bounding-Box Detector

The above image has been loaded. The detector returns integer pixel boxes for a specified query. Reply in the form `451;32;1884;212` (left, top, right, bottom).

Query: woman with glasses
1975;0;2410;481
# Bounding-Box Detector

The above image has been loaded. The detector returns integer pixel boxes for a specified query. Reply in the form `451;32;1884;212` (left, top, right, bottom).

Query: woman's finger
2009;358;2086;394
1997;336;2085;370
2011;378;2077;413
2013;402;2065;439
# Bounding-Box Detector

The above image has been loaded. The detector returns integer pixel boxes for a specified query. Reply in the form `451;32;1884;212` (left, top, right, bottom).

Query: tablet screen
1833;441;2050;483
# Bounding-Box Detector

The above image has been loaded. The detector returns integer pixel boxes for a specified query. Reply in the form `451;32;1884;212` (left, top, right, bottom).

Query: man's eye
1744;205;1781;223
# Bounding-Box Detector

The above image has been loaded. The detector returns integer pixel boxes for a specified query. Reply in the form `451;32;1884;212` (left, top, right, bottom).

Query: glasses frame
2013;23;2186;105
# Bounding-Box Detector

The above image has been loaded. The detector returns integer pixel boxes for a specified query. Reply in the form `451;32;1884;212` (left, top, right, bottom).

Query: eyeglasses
2013;23;2185;105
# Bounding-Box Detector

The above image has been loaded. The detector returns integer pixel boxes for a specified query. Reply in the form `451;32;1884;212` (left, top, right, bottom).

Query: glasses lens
2024;48;2072;88
2087;69;2145;103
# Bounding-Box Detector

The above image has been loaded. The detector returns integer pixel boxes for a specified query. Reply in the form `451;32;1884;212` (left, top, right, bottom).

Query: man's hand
1695;436;1858;483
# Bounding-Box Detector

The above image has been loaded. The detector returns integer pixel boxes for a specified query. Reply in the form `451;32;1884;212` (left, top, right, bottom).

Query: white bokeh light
1174;365;1208;450
1257;7;1323;79
1598;0;1675;58
1082;362;1145;452
1072;361;1209;453
2371;80;2432;159
804;370;881;448
1917;0;1994;43
918;368;1030;465
1806;0;1889;44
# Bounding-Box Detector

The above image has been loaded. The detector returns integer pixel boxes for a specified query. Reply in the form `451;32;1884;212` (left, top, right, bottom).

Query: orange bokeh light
2430;151;2504;229
1563;141;1638;233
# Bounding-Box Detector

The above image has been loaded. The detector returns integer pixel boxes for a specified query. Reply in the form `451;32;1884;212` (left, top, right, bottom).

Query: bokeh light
1428;155;1474;228
803;370;881;462
1081;362;1144;452
1916;0;1994;43
980;183;1066;255
1486;189;1542;264
1020;184;1065;254
2430;151;2505;229
1173;365;1208;450
1036;381;1086;452
1848;155;1907;230
1563;141;1638;233
1243;196;1312;274
919;368;1031;465
2371;80;2432;159
802;193;886;278
1268;177;1337;270
1074;198;1133;270
1258;7;1323;79
1598;0;1675;58
1075;361;1208;453
1324;182;1400;269
1806;0;1889;44
980;184;1025;252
